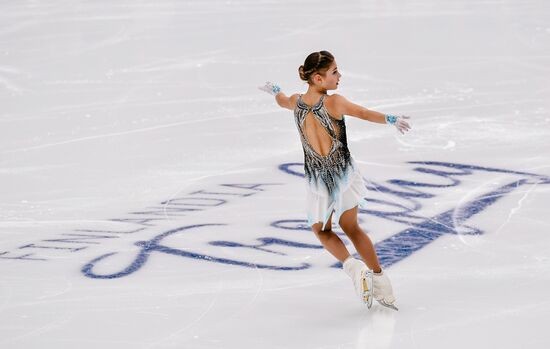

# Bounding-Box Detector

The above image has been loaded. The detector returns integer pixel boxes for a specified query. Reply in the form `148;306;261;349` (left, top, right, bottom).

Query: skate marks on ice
1;161;548;280
357;307;397;349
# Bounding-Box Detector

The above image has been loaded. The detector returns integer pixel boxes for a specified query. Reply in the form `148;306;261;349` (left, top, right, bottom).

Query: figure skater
258;50;410;310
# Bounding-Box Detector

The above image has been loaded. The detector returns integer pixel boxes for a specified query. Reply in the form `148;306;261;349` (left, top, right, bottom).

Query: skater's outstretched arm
332;94;411;134
332;94;386;123
258;81;298;111
275;93;299;111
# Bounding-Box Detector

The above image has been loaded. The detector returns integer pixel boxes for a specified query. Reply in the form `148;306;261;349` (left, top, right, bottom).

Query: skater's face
313;61;341;91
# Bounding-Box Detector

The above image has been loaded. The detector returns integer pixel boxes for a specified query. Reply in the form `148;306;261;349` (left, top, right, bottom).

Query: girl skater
258;51;411;310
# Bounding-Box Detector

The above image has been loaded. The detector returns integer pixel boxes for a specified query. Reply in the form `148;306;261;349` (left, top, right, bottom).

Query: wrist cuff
385;114;398;125
271;84;281;95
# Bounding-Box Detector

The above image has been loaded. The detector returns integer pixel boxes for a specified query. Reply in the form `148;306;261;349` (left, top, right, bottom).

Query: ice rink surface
1;0;550;348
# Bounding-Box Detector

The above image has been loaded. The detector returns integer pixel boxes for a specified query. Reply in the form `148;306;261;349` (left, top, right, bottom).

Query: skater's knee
311;222;325;236
320;224;332;233
312;217;333;235
340;222;362;239
339;218;360;235
312;224;333;239
338;206;359;231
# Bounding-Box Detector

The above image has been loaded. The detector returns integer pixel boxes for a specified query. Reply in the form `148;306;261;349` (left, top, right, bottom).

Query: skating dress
293;94;368;230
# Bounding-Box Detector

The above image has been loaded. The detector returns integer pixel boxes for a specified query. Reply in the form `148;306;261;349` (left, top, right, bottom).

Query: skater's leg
338;206;382;273
339;206;398;309
312;212;351;263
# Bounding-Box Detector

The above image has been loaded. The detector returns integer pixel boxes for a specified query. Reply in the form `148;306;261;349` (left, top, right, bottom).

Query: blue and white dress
294;94;368;230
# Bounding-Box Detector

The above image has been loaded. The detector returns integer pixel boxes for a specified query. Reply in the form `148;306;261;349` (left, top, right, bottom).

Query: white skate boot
342;257;373;308
372;270;398;311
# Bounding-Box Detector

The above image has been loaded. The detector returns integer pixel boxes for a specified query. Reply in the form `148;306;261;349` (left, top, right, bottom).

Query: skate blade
376;299;399;311
361;271;373;309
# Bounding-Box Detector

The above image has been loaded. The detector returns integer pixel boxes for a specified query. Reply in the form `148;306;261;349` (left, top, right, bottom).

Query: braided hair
298;51;335;84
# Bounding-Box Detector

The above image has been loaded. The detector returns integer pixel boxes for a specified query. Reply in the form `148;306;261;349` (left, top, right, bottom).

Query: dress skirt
305;156;368;230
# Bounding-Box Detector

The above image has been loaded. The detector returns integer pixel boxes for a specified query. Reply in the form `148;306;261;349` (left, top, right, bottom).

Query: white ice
1;0;550;348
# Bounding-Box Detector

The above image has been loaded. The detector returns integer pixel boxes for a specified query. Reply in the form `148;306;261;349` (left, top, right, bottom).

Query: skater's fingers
398;122;411;132
399;120;411;128
397;126;408;134
258;86;270;93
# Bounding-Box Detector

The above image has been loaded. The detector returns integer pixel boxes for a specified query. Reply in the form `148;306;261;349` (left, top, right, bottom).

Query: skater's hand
385;115;412;135
258;81;282;96
395;115;411;135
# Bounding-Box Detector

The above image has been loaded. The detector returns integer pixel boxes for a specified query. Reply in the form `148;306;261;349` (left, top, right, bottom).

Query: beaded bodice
293;94;353;197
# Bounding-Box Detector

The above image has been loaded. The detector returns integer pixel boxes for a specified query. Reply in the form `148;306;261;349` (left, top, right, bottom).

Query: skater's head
298;51;340;91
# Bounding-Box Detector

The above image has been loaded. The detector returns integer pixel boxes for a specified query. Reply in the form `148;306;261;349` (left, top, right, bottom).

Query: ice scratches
36;280;73;300
452;175;508;242
0;280;13;315
0;122;199;153
161;167;263;220
119;54;221;73
220;259;265;324
0;65;25;94
409;300;550;344
452;174;541;246
0;312;73;345
357;307;396;349
0;65;23;75
0;164;70;174
1;109;274;154
0;220;118;228
494;181;539;236
144;274;225;347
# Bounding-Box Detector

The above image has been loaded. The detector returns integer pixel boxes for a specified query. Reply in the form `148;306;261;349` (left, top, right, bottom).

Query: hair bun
299;51;334;84
298;65;307;81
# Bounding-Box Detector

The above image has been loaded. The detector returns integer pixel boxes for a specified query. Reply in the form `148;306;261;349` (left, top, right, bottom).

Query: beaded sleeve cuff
271;84;281;95
384;114;398;125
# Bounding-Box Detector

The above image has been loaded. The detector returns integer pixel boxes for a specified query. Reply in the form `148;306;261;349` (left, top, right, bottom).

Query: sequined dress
294;94;368;230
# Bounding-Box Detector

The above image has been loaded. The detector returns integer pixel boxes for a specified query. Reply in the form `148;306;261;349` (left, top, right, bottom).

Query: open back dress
293;93;368;230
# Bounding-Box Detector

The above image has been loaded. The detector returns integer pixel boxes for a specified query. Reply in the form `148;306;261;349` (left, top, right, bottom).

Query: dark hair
298;51;335;84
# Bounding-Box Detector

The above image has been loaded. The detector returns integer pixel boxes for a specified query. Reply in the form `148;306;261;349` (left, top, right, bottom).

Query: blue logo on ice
79;161;550;279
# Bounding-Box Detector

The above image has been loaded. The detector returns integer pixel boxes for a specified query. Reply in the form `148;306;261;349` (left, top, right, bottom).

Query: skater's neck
304;86;328;99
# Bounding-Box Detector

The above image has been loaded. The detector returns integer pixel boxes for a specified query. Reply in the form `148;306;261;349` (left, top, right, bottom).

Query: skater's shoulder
326;93;347;103
289;93;300;101
326;93;359;109
325;93;363;120
324;93;348;110
288;93;300;109
277;93;300;111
